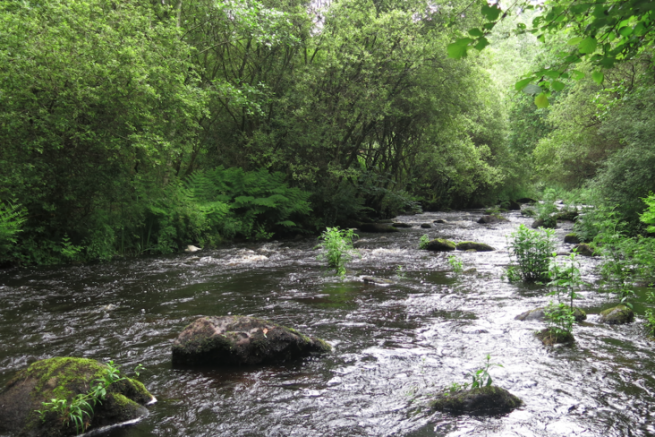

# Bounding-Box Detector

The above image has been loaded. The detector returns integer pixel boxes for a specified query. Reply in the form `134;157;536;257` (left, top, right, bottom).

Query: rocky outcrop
0;357;153;437
424;239;456;251
358;223;400;233
600;305;634;325
431;386;522;415
573;243;596;256
515;307;586;322
456;242;494;252
535;328;574;346
564;233;581;244
477;215;508;224
171;316;331;367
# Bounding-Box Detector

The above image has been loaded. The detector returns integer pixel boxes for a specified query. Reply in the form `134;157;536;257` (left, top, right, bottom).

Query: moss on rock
535;328;574;346
456;241;494;252
0;357;153;437
424;239;456;251
431;386;522;415
600;305;634;325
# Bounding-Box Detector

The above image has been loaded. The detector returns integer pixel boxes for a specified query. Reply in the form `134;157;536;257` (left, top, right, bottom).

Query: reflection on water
1;210;655;436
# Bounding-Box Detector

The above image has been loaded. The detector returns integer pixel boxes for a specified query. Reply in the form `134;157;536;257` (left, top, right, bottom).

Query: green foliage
0;199;27;258
316;227;358;277
418;235;430;250
448;255;463;274
507;224;556;283
641;193;655;233
36;361;144;435
545;253;583;336
443;354;503;396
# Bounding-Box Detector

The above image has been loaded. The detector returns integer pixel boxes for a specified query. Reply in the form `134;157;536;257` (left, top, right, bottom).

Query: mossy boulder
573;243;596;256
456;242;494;252
531;217;557;229
477;215;508;224
554;210;579;222
600;305;634;325
564;233;581;244
431;386;522;415
171;316;331;367
515;307;586;322
535;327;574;346
424;238;456;251
521;207;537;218
517;197;536;204
420;223;432;229
358;223;400;233
507;200;522;211
0;357;153;437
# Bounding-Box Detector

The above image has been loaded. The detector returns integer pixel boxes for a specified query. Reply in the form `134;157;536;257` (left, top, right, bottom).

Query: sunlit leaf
592;71;604;85
578;37;597;54
515;77;533;92
468;28;484;37
535;93;550;108
447;38;472;59
481;4;502;21
552;80;565;91
474;37;490;51
567;36;583;45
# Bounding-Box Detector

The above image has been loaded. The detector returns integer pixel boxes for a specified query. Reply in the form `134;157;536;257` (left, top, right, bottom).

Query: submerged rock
361;276;394;286
600;305;634;325
431;386;522;415
171;316;331;367
477;215;508;224
358;223;400;233
420;223;432;229
515;307;586;322
392;222;413;228
424;239;456;251
564;233;581;244
433;219;448;224
456;242;494;252
573;243;596;256
535;327;574;346
0;357;154;437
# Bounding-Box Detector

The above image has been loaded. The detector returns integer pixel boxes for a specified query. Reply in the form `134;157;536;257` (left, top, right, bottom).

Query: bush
316;227;358;277
507;224;555;282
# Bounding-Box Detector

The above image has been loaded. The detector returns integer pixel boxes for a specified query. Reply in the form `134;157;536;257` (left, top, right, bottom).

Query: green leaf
591;71;604;85
481;4;502;21
619;26;633;37
579;37;598;54
474;37;490;51
552;80;565;91
535;93;550;109
571;70;585;80
567;36;583;45
447;38;472;59
468;28;484;37
515;77;533;92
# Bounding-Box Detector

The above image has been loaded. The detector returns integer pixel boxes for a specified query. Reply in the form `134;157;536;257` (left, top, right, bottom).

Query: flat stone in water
171;316;331;367
431;386;522;415
361;276;394;286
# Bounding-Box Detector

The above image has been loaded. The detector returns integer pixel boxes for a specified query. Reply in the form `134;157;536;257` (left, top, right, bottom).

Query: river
1;209;654;436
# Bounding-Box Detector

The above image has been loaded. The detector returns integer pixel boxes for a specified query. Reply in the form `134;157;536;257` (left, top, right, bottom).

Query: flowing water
1;210;655;437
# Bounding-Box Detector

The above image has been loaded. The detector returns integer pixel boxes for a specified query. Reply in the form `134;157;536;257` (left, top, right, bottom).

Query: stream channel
1;209;655;437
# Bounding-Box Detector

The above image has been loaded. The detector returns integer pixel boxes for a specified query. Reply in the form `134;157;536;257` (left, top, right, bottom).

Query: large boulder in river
515;307;586;322
564;233;581;244
358;223;399;233
456;242;494;252
477;215;508;224
0;357;153;437
431;386;522;415
573;243;596;257
392;222;413;228
424;238;456;251
600;305;634;325
172;316;331;367
535;327;574;346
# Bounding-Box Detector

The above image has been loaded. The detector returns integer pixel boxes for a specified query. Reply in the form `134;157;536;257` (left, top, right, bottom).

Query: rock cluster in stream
431;386;522;415
172;316;331;366
0;357;154;437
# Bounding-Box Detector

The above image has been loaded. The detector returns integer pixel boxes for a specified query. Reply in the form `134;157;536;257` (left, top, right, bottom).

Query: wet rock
573;243;596;257
362;276;394;286
171;316;331;367
517;197;537;204
424;238;456;251
433;219;448;224
508;200;522;211
392;222;413;228
535;328;574;346
431;386;522;415
477;215;508;224
515;307;587;322
358;223;399;233
521;207;537;218
185;245;202;253
0;357;154;437
421;223;432;229
555;210;579;222
600;305;634;325
456;242;494;252
564;233;581;244
531;217;557;229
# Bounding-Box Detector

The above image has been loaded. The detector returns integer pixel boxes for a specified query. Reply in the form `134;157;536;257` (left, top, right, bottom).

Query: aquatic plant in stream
418;234;430;249
316;227;358;277
541;253;584;339
507;224;555;283
444;354;503;395
36;361;144;435
448;255;463;274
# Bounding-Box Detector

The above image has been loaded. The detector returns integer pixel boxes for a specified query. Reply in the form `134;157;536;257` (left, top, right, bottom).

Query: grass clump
316;227;358;277
507;224;555;283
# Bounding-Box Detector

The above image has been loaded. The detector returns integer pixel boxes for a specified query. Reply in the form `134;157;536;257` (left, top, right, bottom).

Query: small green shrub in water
37;361;144;435
507;224;555;283
444;354;503;395
418;234;430;249
316;227;358;277
448;255;463;274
